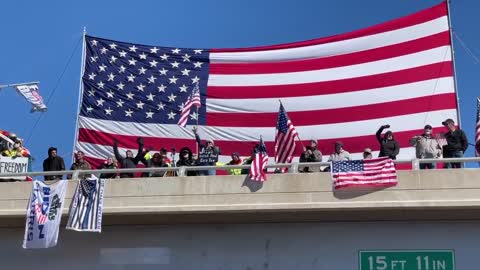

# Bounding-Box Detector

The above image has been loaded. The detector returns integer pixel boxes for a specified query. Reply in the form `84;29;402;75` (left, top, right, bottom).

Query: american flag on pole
476;97;480;157
75;3;458;167
249;137;269;182
332;157;397;190
275;103;298;171
66;175;105;232
178;83;201;127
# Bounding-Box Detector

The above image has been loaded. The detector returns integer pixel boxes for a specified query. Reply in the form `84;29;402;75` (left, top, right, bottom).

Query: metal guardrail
0;157;479;180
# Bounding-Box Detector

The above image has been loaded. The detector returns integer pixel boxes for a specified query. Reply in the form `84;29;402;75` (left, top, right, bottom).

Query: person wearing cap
299;139;322;172
410;124;442;169
327;141;350;162
441;118;468;168
376;124;400;160
43;147;65;180
192;126;220;176
363;148;373;160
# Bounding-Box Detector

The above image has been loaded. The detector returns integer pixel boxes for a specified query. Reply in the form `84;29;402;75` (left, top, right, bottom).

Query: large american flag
332;157;397;189
75;2;458;167
476;97;480;157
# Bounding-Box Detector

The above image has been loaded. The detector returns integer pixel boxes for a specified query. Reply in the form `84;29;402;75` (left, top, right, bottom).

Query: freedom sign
0;156;28;180
23;180;67;249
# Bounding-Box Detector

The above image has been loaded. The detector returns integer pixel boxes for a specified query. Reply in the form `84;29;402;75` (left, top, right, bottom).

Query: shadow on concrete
242;176;263;192
333;185;391;199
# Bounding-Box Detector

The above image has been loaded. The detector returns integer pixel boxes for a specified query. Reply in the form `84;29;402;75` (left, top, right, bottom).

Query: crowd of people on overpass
1;118;477;180
37;118;476;180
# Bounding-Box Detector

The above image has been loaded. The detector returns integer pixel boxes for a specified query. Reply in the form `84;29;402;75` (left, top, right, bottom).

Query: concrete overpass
1;169;479;269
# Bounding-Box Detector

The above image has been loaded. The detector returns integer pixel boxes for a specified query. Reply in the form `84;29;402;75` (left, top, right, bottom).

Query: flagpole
0;81;40;90
278;99;305;149
195;106;199;155
446;0;462;127
71;27;87;162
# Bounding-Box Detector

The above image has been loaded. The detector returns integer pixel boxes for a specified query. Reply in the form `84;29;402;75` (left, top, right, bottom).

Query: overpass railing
0;157;479;181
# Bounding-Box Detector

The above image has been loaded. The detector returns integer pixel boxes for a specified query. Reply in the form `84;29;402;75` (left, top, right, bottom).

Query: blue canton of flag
80;177;97;197
80;36;210;125
332;160;365;173
331;157;397;190
277;104;290;134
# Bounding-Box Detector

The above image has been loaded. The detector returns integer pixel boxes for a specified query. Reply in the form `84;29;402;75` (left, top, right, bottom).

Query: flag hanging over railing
74;2;458;167
249;137;269;182
274;103;298;172
331;157;397;189
23;180;67;249
66;175;105;232
14;83;47;113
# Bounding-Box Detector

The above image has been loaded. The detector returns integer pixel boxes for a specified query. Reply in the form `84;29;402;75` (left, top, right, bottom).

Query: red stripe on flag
207;62;453;99
210;32;451;74
210;2;446;53
207;94;457;127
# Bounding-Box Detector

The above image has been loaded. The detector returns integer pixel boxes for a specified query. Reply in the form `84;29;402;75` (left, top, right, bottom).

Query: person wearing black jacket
442;118;468;168
376;125;400;160
176;147;198;176
192;126;220;176
43;147;65;180
113;137;144;178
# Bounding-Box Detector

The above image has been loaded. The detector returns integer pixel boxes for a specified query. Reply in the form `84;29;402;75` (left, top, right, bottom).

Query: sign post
359;250;455;270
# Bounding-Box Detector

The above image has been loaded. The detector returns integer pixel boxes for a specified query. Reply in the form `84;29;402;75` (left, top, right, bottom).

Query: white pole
0;81;40;89
71;27;87;162
446;0;462;127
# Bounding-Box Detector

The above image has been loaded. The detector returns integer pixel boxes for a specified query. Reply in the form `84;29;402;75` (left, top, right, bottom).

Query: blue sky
0;0;478;171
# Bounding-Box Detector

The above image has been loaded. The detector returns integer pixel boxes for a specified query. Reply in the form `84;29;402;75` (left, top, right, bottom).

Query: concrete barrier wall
1;170;480;221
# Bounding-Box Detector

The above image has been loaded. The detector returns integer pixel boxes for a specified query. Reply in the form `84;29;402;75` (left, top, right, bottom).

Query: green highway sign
359;250;455;270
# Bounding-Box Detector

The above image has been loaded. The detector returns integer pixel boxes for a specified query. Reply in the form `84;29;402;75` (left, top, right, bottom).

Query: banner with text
14;83;47;113
0;156;28;180
22;180;67;249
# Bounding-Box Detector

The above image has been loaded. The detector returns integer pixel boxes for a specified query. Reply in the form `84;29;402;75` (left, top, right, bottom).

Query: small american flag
178;83;201;127
275;103;298;172
435;133;448;148
66;175;105;232
332;157;397;189
249;138;269;182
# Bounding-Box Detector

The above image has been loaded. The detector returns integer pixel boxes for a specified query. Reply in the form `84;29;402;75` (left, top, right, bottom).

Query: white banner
0;156;28;180
23;180;67;249
14;84;47;113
